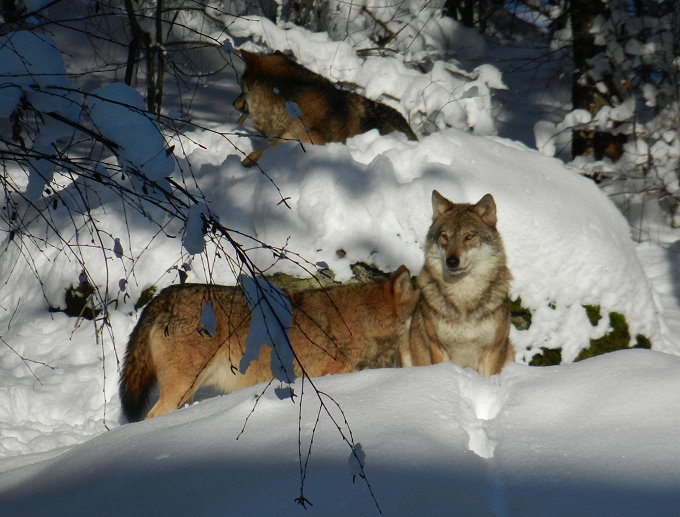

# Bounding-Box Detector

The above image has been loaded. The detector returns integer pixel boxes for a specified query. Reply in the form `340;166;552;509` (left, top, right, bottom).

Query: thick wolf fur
120;266;418;421
403;191;513;376
234;50;417;166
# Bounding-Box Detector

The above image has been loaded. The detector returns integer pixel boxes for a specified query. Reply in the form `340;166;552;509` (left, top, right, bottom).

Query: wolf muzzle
445;254;471;276
446;255;460;269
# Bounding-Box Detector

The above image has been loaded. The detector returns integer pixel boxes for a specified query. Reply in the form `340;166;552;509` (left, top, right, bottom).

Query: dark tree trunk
444;0;476;27
1;0;25;25
123;0;165;116
570;0;622;160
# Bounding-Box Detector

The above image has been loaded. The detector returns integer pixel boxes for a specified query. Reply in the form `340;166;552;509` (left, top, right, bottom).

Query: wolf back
119;266;418;421
234;50;416;165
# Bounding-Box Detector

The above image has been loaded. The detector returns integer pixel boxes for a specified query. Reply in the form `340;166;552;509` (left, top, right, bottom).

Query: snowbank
183;127;668;361
1;350;679;516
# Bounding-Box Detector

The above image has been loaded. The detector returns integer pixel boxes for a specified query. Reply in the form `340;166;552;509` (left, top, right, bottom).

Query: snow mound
184;127;668;361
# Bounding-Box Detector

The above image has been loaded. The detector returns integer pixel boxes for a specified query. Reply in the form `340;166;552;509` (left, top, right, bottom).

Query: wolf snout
445;255;471;275
446;255;460;269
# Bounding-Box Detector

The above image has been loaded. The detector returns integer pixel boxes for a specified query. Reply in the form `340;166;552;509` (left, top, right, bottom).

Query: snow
1;351;680;516
239;275;295;383
89;83;175;183
1;4;680;516
0;31;80;120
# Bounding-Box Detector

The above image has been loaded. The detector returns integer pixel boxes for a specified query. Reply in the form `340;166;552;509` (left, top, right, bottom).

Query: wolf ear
239;50;262;68
431;190;453;219
473;194;497;226
390;265;417;302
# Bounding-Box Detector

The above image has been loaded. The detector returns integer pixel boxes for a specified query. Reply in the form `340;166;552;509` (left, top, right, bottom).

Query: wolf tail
362;99;417;141
119;302;159;422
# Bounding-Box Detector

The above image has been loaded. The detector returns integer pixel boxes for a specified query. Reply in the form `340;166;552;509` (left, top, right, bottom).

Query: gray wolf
403;191;513;376
120;266;418;421
233;50;417;166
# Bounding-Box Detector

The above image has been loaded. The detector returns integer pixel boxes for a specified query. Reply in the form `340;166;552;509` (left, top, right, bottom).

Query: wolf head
424;191;505;282
233;51;284;116
234;50;321;102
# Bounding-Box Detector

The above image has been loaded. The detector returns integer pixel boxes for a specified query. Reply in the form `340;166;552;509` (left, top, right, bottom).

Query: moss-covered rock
583;304;603;326
268;261;394;291
529;304;652;366
510;297;532;330
349;262;391;283
575;310;651;362
268;268;337;291
49;274;99;320
134;285;158;311
529;347;562;366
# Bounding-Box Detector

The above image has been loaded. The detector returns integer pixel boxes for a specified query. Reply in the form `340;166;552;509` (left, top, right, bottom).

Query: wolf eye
465;232;477;241
439;232;448;243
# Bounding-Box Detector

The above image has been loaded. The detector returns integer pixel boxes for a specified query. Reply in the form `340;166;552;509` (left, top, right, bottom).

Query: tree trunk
1;0;25;24
444;0;476;27
123;0;165;116
570;0;621;160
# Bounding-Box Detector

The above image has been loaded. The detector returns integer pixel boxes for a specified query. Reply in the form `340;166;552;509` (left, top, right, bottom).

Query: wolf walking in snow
233;50;417;166
119;266;419;421
402;191;513;376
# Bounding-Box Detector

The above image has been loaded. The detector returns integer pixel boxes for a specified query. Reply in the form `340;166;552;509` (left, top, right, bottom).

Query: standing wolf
120;266;418;421
403;191;513;376
234;50;417;166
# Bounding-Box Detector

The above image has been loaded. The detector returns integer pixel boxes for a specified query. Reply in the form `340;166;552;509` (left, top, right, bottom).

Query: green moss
509;297;532;330
268;262;393;291
134;285;157;311
529;347;562;366
269;269;337;291
575;311;651;362
529;306;652;366
635;333;652;349
583;304;602;326
349;262;390;283
49;275;99;320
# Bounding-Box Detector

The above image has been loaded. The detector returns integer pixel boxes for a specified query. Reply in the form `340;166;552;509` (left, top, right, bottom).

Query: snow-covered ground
2;349;680;516
1;6;680;516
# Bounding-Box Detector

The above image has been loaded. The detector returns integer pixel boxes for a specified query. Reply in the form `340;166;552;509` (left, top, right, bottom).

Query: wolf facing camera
403;191;514;376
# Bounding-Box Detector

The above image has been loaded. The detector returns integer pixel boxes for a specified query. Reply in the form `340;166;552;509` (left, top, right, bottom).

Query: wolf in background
402;191;513;376
119;266;418;421
233;50;417;166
